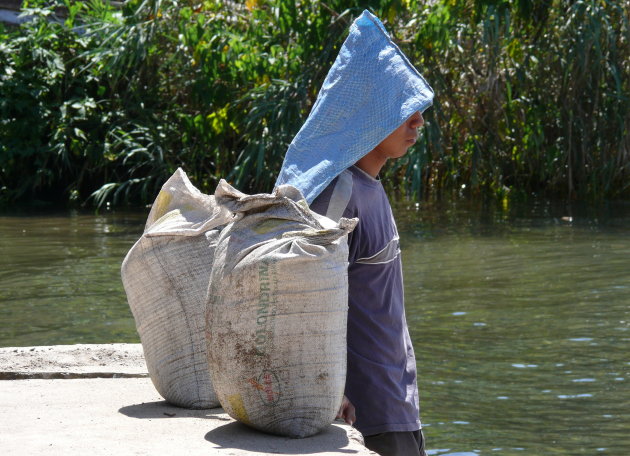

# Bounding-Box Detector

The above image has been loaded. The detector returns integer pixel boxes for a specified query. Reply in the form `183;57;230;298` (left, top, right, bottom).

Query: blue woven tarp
275;10;434;204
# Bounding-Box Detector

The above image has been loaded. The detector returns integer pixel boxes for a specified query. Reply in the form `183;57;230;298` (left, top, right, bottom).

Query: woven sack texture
121;168;231;408
206;180;357;438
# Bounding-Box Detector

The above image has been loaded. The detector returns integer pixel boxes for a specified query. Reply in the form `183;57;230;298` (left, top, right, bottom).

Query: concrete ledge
0;345;375;455
0;344;147;379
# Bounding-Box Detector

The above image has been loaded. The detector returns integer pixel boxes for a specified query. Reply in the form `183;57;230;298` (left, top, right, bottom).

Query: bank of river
1;200;629;455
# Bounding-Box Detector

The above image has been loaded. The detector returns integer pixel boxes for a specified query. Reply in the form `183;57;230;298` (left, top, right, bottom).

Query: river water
1;200;629;455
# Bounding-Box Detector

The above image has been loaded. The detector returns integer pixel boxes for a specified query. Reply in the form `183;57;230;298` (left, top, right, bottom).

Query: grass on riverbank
1;0;628;209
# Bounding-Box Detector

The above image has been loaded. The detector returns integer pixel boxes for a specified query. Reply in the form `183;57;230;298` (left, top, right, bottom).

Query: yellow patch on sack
253;218;285;235
227;394;251;425
152;190;173;220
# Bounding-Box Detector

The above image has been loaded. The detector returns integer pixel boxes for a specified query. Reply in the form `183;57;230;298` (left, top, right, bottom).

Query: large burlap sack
121;168;231;408
206;180;357;438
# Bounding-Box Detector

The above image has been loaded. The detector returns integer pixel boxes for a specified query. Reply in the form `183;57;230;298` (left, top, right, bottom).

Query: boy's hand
336;395;356;426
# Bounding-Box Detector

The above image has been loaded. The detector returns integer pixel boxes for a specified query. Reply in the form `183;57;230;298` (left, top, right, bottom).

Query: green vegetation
1;0;628;208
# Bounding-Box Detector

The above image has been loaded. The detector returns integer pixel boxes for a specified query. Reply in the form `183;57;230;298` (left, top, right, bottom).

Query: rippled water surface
0;211;145;346
395;201;630;455
1;201;629;455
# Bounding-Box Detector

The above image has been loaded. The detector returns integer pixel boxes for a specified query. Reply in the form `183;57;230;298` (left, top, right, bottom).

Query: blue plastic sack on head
275;9;434;204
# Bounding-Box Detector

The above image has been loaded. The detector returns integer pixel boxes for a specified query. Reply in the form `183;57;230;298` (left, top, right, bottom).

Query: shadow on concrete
119;401;229;420
205;421;359;454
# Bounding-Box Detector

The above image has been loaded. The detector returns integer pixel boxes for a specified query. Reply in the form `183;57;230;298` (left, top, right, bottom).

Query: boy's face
373;111;424;160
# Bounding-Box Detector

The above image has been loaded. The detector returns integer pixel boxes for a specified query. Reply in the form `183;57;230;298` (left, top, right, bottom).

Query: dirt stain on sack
234;340;265;366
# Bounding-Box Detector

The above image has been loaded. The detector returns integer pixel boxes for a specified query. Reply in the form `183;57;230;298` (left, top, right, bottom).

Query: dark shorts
363;429;427;456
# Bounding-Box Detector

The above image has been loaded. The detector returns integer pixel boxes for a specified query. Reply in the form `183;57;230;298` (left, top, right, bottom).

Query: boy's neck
355;149;387;178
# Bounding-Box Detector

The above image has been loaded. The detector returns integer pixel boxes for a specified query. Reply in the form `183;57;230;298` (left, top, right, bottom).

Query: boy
275;10;433;456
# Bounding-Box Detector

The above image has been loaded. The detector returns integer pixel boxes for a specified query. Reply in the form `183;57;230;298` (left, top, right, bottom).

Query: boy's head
374;111;424;160
355;111;425;177
275;10;434;203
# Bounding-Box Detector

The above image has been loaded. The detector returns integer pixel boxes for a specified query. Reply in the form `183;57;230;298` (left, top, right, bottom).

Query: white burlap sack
121;168;231;408
206;180;357;438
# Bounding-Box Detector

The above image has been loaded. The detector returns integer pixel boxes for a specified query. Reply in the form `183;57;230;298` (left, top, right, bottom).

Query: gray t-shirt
310;165;421;436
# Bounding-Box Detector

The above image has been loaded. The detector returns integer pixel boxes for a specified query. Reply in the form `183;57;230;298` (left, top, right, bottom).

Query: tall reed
0;0;628;208
396;0;629;201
